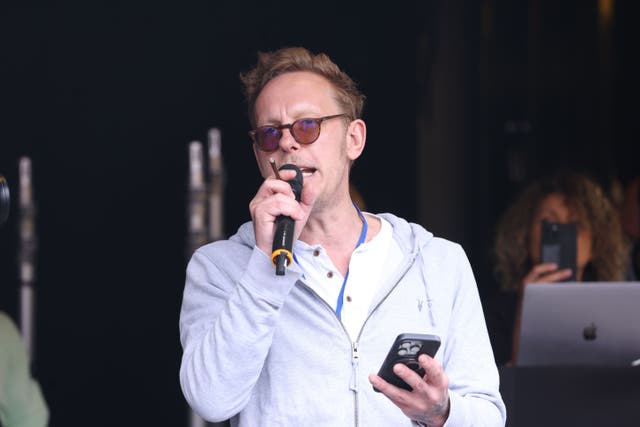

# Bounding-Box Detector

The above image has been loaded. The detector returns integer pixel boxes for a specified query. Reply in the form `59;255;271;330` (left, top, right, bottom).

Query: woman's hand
521;262;572;287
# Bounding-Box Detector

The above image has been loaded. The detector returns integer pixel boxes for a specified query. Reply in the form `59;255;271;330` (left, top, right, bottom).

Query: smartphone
540;220;577;281
374;333;441;392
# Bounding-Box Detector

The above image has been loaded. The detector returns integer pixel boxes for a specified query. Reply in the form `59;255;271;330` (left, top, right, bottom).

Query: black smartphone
540;220;577;281
374;333;441;392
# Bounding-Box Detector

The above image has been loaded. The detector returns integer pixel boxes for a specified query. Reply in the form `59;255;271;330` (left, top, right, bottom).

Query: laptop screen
516;282;640;366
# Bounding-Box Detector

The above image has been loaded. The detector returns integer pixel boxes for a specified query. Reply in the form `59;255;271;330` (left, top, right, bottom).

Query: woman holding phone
487;171;630;365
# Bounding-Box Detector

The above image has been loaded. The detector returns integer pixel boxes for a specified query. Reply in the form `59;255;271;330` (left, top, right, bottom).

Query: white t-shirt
293;215;402;340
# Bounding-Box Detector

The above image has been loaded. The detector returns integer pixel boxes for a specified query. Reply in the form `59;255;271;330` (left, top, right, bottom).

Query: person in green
0;311;48;427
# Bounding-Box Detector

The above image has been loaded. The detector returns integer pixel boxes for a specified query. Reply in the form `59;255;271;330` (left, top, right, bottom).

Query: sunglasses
249;113;349;152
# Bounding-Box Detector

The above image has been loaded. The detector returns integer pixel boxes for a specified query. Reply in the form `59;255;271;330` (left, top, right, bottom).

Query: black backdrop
0;2;637;426
0;2;427;426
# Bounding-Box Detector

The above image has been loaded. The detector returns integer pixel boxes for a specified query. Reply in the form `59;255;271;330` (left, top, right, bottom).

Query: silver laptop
517;282;640;366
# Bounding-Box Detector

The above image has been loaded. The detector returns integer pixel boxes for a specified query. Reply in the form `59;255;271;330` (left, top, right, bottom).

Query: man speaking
179;46;506;426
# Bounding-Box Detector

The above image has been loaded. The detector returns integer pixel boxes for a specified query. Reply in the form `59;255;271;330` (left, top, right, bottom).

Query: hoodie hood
377;213;437;327
231;212;438;327
378;212;434;254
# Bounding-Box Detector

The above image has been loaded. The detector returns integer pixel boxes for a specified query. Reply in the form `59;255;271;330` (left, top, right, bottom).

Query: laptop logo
583;322;597;341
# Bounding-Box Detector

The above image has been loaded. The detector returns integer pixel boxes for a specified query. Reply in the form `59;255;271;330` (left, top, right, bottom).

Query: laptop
516;282;640;366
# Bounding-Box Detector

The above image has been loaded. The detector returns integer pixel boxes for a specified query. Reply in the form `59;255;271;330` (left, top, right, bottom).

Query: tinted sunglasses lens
292;119;320;143
257;127;281;151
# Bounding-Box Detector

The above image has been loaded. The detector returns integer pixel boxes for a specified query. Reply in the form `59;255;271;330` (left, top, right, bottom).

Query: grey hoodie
179;213;506;426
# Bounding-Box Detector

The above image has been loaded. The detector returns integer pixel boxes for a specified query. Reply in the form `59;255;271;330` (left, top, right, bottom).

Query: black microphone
271;164;303;275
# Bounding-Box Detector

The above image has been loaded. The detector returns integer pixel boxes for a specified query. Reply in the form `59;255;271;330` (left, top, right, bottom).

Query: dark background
0;1;637;426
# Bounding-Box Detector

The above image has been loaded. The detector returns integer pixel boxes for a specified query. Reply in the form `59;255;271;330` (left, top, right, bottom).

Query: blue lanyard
292;203;368;319
336;204;368;319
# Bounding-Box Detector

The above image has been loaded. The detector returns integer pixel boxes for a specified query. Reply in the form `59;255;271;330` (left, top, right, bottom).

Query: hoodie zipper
352;341;360;427
297;280;362;426
297;251;419;427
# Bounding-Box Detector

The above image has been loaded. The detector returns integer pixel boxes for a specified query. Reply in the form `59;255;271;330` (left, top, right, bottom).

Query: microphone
271;164;303;275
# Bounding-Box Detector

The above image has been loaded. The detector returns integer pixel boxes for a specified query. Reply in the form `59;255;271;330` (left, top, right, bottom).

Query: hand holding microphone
269;160;303;275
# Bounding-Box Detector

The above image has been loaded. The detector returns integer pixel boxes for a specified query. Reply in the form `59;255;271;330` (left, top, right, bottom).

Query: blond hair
240;47;365;128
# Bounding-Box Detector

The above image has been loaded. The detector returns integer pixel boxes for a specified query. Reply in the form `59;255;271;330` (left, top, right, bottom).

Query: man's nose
279;127;300;152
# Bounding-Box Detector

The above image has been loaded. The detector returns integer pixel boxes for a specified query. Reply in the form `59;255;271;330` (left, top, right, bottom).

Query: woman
488;172;629;365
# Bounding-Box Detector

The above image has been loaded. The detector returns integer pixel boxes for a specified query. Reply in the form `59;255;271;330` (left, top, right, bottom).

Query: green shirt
0;312;48;427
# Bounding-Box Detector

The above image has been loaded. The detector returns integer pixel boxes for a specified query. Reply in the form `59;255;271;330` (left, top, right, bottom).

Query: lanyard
292;203;368;319
336;204;368;319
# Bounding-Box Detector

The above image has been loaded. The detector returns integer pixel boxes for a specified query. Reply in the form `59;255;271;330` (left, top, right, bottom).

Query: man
179;47;506;426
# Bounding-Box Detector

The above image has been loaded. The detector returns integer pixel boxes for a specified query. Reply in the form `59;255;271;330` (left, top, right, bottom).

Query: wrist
418;397;450;427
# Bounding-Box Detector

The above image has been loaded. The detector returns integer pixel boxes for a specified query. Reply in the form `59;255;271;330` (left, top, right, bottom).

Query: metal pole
186;141;209;427
0;175;9;226
185;135;229;427
187;142;208;256
18;156;37;362
207;128;225;242
206;129;229;427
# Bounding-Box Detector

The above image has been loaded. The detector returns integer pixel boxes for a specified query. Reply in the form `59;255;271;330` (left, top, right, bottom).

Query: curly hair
494;172;628;291
239;47;365;129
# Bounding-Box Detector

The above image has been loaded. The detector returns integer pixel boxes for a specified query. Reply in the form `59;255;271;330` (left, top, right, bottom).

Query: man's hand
249;169;311;256
369;354;450;427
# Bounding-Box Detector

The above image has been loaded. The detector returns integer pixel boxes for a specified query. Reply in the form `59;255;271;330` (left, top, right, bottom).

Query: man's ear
346;119;366;161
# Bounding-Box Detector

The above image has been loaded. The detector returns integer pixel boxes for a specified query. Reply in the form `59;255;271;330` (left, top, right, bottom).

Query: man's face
252;71;364;211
